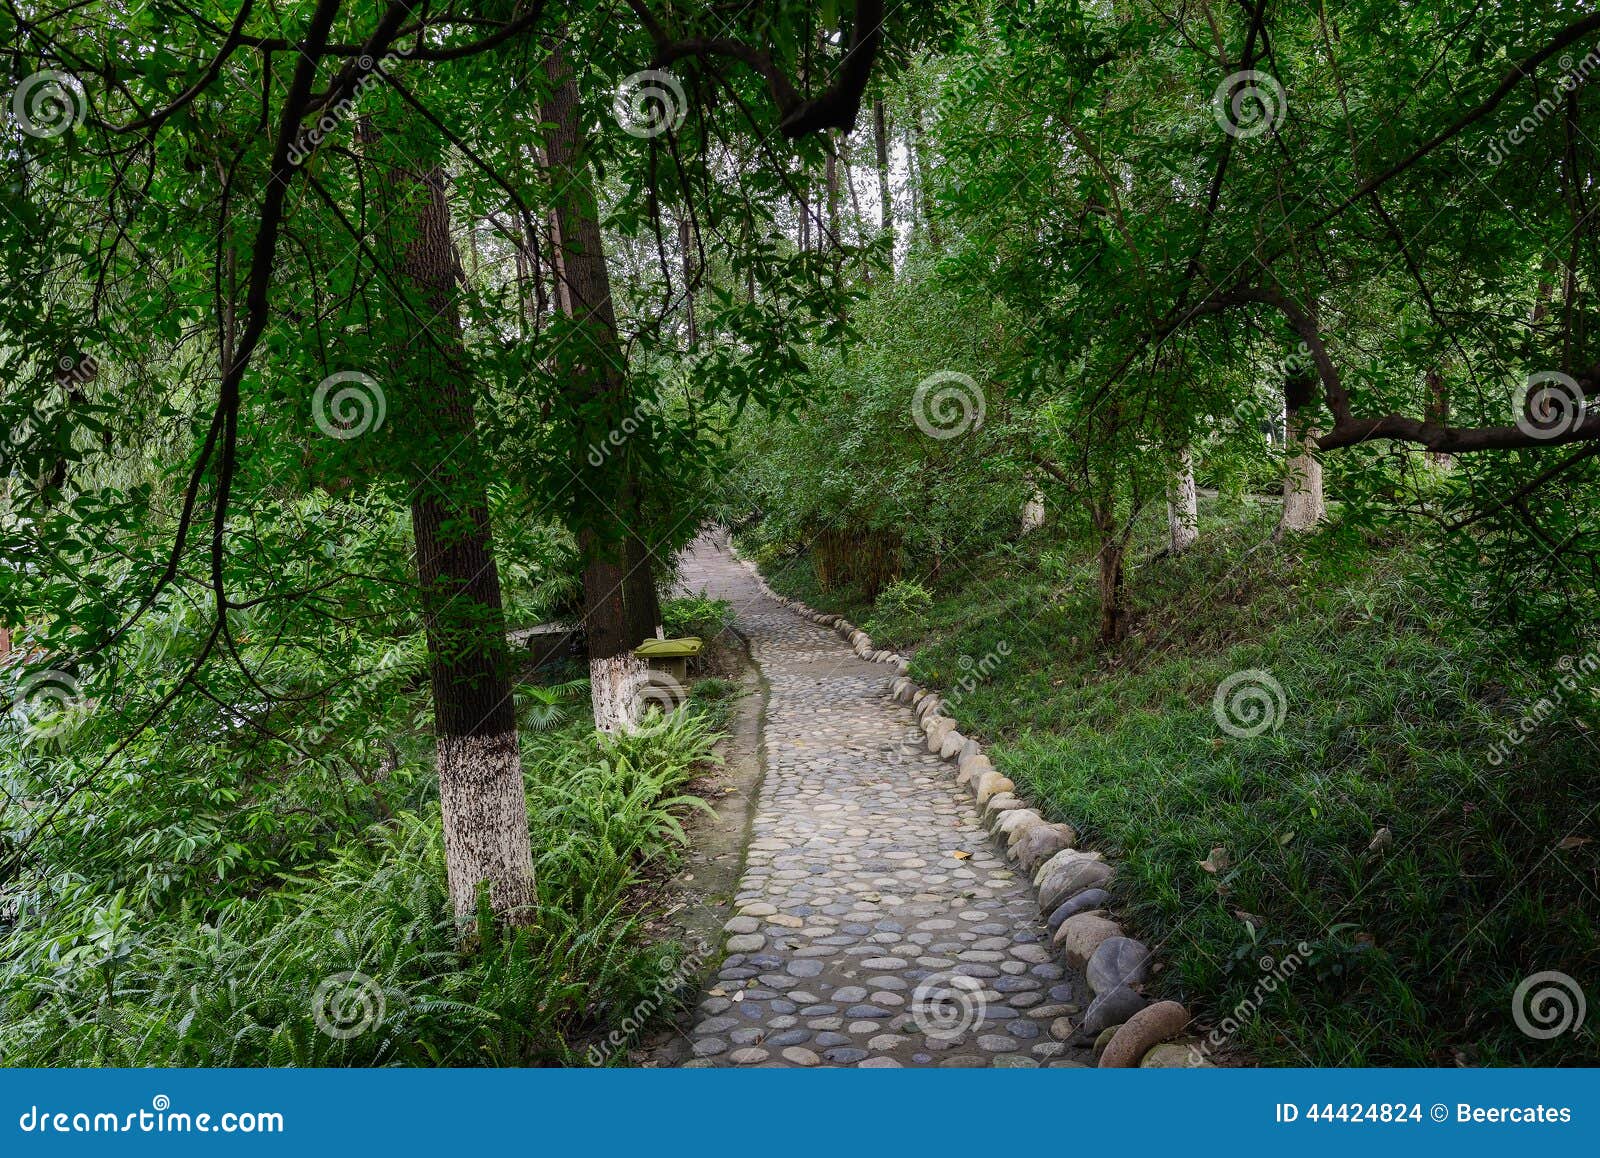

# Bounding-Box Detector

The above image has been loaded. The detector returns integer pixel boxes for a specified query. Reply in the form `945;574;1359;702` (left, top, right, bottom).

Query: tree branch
630;0;886;138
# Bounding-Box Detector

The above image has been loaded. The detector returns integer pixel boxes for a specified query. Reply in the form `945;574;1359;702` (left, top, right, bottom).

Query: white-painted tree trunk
1020;486;1046;534
590;653;648;732
1167;447;1198;553
1280;419;1326;532
435;731;536;924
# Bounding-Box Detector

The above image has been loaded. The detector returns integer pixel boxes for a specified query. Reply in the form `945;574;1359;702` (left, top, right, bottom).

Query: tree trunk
874;98;892;241
623;490;662;646
1089;498;1128;646
1167;446;1199;553
825;145;841;249
841;135;868;284
514;201;548;335
1280;373;1326;533
369;134;534;928
512;245;531;333
678;212;698;345
1096;536;1127;646
843;139;864;236
1020;485;1045;534
413;494;534;929
581;526;642;730
541;40;648;731
908;95;941;250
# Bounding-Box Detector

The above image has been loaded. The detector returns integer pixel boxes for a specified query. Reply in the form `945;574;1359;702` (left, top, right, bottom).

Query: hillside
750;499;1600;1066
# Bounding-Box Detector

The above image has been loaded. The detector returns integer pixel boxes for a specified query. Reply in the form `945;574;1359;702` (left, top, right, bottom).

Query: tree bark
1020;485;1046;534
842;138;864;236
874;97;892;240
1280;373;1326;533
1091;500;1128;646
678;212;698;345
623;488;663;646
368;133;535;929
541;40;649;731
1167;446;1199;552
513;201;548;336
1096;536;1127;646
908;95;941;250
581;526;642;729
825;145;841;248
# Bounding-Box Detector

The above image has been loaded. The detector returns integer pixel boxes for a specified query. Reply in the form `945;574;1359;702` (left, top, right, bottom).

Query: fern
514;678;591;732
0;708;723;1067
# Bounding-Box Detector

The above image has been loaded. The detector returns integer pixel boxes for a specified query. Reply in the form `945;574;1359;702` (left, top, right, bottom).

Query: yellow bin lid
634;636;703;658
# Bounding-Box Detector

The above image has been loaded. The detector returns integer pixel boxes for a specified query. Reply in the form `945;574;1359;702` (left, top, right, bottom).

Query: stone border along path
672;533;1211;1068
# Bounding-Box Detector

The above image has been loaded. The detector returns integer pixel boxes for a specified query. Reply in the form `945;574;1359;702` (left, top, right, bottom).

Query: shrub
661;595;733;641
863;580;935;648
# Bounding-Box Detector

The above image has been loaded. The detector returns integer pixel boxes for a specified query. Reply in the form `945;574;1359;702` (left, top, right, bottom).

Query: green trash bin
633;637;703;685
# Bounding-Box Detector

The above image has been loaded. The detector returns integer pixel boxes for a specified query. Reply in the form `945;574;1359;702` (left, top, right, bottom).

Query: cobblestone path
675;535;1092;1068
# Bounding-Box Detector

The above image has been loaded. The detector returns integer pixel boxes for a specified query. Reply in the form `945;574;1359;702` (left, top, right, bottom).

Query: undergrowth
751;502;1600;1066
0;711;722;1066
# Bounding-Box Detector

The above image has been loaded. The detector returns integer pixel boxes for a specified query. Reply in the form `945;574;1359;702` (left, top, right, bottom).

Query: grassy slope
755;500;1600;1066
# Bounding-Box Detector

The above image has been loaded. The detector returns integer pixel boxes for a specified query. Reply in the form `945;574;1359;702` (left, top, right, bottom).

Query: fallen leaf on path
950;850;971;860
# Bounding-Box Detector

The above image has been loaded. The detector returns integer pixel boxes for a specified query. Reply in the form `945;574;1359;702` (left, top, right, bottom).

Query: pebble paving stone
676;536;1094;1068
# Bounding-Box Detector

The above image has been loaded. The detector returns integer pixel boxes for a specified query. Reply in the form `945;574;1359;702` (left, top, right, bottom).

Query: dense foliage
5;0;1600;1068
1;712;722;1065
725;1;1600;1065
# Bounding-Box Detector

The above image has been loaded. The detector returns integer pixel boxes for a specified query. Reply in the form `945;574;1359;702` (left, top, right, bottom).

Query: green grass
688;676;743;728
753;502;1600;1066
0;709;723;1066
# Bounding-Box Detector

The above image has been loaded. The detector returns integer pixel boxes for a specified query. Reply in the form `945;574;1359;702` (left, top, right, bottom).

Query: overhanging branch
629;0;886;138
